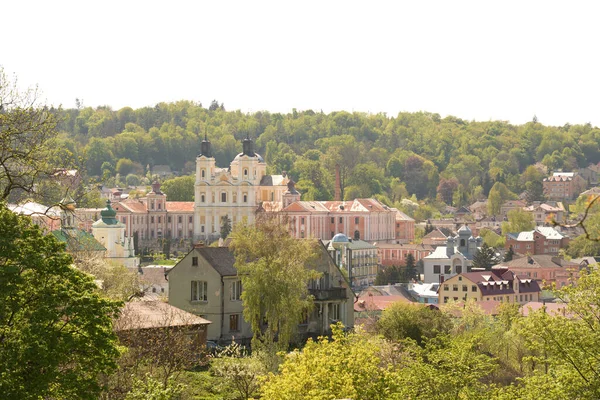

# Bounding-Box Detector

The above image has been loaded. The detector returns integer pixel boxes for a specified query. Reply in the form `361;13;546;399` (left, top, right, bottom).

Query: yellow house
439;267;541;305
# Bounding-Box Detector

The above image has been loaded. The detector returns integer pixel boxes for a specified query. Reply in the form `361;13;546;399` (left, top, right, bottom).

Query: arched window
243;168;248;177
201;194;205;203
460;239;466;247
354;230;360;240
201;169;206;178
456;265;462;274
233;193;237;203
243;193;248;203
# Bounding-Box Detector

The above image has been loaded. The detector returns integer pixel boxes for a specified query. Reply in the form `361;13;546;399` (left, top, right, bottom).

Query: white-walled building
423;225;482;284
92;201;139;268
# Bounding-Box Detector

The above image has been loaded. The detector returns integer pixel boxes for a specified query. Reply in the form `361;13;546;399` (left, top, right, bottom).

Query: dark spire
199;127;212;158
242;134;255;157
100;200;118;225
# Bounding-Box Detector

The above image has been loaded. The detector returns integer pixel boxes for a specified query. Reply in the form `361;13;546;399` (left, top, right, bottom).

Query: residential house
407;282;440;304
376;243;434;266
543;172;587;200
131;265;171;298
167;243;354;344
578;164;600;186
323;238;379;288
469;200;489;220
523;202;565;226
505;227;569;256
476;216;501;232
494;255;580;288
423;225;482;284
438;267;541;304
421;228;448;247
8;201;61;232
500;200;527;218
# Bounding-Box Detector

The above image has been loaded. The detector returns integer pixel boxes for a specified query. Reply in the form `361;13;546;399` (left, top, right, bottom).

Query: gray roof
259;175;285;186
195;247;238;276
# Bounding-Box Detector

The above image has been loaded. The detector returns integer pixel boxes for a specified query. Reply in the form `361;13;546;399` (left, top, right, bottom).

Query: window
339;217;343;223
444;265;451;274
456;265;462;274
444;297;449;303
201;194;205;203
453;285;458;291
192;256;198;266
221;192;227;202
231;280;242;301
233;193;237;203
191;281;207;301
443;284;449;291
472;285;477;292
151;230;154;238
355;217;359;224
151;200;155;210
243;193;248;203
122;217;126;223
158;216;162;223
433;265;441;274
201;226;205;233
178;216;182;223
460;239;465;247
230;314;240;332
331;231;335;238
331;303;340;320
189;216;193;223
158;202;162;210
243;168;248;177
168;216;172;223
331;217;335;224
151;216;155;223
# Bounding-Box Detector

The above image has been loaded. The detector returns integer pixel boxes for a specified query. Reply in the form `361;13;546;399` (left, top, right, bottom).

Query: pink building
262;198;397;242
376;243;434;266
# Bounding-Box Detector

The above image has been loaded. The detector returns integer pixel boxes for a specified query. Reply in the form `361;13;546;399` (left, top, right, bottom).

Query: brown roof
495;255;578;270
450;269;541;296
520;301;569;317
165;202;194;212
115;301;210;331
116;199;148;213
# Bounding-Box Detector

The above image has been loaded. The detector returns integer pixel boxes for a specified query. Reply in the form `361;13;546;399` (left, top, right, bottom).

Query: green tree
230;216;321;351
404;253;417;281
525;181;545;204
220;215;232;240
504;245;515;261
161;175;194;201
376;302;452;346
116;158;136;175
472;243;499;270
501;208;535;236
0;204;120;399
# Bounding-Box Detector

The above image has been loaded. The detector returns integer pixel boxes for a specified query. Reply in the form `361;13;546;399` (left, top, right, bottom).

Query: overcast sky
3;1;600;126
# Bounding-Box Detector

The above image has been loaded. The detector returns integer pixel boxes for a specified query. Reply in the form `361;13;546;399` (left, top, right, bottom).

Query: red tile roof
165;202;194;212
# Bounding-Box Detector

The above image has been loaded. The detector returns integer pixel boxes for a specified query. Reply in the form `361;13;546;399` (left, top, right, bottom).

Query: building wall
377;245;433;266
423;252;472;284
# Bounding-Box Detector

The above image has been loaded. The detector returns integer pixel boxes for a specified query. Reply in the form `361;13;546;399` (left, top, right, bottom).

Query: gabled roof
495;255;578;270
423;228;447;240
115;200;148;213
507;227;565;241
195;247;238;276
394;209;415;221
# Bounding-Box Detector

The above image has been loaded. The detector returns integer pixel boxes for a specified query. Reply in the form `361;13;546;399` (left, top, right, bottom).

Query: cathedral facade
193;135;294;241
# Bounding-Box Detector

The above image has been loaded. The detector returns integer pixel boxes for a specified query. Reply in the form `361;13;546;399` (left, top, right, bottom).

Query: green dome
100;200;118;225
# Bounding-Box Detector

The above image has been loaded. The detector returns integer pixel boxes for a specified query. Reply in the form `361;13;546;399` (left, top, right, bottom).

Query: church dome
457;225;472;235
99;200;118;225
233;152;264;163
331;233;350;250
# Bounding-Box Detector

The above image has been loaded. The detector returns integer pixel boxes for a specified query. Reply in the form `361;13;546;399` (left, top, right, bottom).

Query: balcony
309;287;347;301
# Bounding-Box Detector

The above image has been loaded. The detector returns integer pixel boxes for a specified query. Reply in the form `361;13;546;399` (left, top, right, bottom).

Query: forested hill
53;100;600;209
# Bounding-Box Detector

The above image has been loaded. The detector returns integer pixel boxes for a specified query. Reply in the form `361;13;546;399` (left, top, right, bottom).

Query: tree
525;181;545;204
160;175;194;201
504;245;515;261
0;203;120;399
405;253;417;281
437;178;460;205
220;215;232;240
0;68;60;200
502;208;535;236
376;302;452;346
472;243;499;270
229;216;321;351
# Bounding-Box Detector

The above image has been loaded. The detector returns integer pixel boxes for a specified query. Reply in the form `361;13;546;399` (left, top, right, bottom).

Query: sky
3;0;600;126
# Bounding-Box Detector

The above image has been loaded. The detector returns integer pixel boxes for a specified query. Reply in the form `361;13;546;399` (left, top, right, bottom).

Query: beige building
438;267;541;304
167;243;354;344
194;135;291;241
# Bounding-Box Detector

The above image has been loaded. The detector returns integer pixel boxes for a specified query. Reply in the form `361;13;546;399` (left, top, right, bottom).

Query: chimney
335;164;341;201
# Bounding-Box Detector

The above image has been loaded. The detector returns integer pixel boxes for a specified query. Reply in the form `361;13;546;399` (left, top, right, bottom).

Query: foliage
212;343;265;400
230;216;322;352
504;245;515;261
220;214;232;240
376;302;452;346
124;374;184;400
472;242;500;270
0;203;121;399
161;175;195;201
502;208;535;236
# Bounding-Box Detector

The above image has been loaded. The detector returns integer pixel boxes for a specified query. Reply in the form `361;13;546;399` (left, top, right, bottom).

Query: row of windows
191;278;242;302
325;217;361;224
139;229;192;239
433;265;462;274
443;284;477;292
128;215;193;224
199;193;248;203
